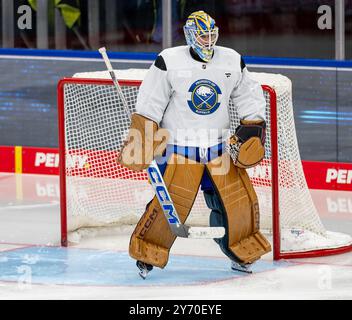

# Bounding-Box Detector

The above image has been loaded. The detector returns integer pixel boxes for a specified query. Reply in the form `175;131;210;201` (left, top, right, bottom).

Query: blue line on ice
0;247;290;286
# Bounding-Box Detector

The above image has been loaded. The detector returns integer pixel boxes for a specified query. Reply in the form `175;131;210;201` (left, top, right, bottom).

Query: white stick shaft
98;47;131;119
99;47;114;72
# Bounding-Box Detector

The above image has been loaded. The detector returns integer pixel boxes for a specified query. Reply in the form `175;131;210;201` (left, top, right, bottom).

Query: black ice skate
136;260;154;279
231;261;253;274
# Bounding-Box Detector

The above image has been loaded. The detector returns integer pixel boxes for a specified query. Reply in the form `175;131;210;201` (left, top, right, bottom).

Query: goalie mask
184;11;219;62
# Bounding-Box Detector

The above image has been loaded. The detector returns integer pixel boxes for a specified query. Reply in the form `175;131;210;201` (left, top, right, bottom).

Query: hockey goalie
118;11;272;278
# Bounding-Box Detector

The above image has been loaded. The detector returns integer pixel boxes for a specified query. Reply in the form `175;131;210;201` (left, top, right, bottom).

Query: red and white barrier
1;145;352;191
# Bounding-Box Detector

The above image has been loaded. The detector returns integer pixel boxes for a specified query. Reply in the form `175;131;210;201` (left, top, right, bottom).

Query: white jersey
135;45;266;147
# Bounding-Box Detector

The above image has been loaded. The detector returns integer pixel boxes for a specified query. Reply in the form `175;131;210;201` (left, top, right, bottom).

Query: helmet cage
184;25;219;62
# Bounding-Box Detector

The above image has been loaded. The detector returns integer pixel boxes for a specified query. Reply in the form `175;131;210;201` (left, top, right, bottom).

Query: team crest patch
187;79;222;115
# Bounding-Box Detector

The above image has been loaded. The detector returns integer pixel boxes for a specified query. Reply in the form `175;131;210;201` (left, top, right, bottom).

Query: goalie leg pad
205;153;271;264
204;190;243;263
129;154;205;268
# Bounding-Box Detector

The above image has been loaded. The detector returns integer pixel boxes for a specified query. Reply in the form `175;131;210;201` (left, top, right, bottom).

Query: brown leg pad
230;232;272;264
206;153;271;264
129;154;205;268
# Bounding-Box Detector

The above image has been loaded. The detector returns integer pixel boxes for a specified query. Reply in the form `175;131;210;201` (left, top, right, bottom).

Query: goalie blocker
118;113;271;268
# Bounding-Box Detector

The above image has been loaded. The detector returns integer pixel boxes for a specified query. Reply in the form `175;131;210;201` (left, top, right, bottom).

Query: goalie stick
98;47;225;239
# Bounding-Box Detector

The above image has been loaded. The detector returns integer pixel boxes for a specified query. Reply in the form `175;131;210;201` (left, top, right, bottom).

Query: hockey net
58;69;352;259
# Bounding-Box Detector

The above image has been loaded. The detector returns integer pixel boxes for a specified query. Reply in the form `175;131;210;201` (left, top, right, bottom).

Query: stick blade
187;227;225;239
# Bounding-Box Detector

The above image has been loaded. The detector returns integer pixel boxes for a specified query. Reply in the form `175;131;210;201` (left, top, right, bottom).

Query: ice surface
0;173;351;299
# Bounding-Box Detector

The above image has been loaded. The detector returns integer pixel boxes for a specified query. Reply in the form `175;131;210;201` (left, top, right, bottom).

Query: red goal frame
57;77;352;260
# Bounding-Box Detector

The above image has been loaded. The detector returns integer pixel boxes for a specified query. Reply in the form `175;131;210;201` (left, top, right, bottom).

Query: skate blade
188;227;225;239
136;261;153;280
231;264;253;274
138;270;148;280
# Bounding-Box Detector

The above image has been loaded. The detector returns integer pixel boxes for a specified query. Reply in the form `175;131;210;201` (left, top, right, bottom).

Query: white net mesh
60;69;352;254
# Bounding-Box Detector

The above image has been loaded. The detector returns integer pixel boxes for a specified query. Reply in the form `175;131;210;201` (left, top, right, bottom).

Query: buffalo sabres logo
187;79;222;115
